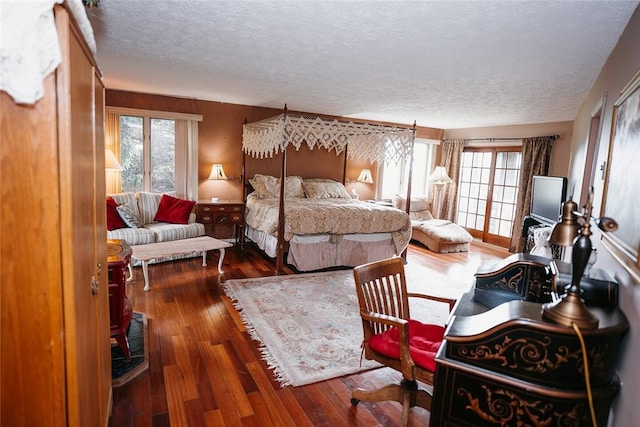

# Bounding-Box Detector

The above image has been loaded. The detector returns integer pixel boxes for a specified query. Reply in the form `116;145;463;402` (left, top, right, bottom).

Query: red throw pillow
154;194;196;224
106;197;128;230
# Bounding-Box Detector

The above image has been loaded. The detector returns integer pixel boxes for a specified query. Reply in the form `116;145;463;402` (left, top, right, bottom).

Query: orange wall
106;90;443;201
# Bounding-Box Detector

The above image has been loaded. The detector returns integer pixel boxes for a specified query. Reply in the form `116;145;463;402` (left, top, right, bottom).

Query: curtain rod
443;134;559;143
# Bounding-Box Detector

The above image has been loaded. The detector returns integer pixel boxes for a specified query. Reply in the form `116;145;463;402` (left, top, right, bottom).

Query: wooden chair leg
352;379;431;427
413;388;432;410
352;383;402;405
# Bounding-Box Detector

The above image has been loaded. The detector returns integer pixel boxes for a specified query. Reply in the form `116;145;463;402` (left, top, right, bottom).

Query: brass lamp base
542;291;599;329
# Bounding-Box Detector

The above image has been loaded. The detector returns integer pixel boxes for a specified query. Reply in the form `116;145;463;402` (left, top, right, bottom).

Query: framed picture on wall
601;67;640;284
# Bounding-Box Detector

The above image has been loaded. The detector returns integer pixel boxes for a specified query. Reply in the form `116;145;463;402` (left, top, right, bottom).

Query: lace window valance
242;113;414;165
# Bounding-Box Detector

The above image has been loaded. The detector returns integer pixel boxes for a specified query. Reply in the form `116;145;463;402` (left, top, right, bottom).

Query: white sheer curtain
174;119;200;200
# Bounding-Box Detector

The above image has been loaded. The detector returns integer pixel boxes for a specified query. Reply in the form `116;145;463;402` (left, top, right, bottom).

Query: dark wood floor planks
109;241;509;427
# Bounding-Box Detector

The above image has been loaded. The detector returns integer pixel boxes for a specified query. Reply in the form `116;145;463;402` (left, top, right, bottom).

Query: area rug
111;312;149;387
223;267;467;387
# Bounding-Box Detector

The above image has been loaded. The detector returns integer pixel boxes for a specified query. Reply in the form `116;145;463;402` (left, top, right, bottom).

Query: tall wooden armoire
1;4;111;426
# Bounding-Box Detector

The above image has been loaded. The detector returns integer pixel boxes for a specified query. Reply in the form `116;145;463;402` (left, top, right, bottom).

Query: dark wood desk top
448;290;629;339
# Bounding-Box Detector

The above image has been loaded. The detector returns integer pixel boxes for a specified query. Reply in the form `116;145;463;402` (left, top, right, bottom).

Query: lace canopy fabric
242;113;415;165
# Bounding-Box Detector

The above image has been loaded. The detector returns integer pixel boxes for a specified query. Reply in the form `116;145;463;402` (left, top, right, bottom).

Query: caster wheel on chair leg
351;397;360;406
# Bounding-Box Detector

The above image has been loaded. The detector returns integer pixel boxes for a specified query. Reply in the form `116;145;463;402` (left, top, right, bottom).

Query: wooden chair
351;257;456;426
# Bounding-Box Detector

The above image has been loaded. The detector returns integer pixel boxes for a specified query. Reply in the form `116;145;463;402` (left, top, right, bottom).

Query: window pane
503;186;516;203
150;119;175;192
505;169;519;186
459;181;470;197
501;203;514;219
459;197;469;211
482;152;492;167
461;166;472;182
479;184;489;199
491;202;502;217
480;168;491;183
120;115;143;192
381;160;402;200
499;220;512;237
507;152;521;169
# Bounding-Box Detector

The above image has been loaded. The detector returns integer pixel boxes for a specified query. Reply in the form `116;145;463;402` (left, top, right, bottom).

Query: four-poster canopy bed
242;109;418;273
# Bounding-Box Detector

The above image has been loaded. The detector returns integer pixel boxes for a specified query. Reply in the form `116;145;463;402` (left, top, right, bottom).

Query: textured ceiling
86;1;638;129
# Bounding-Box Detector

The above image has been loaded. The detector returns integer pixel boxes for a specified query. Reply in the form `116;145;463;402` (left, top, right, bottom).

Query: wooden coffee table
128;236;233;291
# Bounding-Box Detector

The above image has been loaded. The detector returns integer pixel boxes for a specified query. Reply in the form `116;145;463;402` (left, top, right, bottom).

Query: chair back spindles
354;257;411;335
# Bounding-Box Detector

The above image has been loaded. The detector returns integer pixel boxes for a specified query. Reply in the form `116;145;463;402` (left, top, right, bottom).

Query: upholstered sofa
106;191;205;264
393;195;473;253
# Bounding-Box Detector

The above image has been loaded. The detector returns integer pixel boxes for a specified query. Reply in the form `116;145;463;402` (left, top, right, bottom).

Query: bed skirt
245;226;397;271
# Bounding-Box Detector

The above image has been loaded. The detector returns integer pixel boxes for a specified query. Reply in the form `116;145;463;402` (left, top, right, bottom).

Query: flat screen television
529;175;568;224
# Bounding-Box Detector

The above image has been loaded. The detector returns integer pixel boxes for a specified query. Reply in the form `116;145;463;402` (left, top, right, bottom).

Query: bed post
276;105;288;274
341;145;348;185
242;118;248;203
402;121;417;260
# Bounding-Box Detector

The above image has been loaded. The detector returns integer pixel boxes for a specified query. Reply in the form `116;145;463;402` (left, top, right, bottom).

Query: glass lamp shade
208;164;228;180
428;166;453;185
356;169;374;184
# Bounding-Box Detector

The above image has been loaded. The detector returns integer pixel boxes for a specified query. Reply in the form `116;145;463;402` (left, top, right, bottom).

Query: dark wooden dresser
430;255;629;426
107;239;133;361
196;200;244;246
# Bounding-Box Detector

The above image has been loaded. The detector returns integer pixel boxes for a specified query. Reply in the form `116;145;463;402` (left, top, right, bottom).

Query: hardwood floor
109;240;510;427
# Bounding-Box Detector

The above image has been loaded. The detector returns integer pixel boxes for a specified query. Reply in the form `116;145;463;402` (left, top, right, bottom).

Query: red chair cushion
368;319;445;372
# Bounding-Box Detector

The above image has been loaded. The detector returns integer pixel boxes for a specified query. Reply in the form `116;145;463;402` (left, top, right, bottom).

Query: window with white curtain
380;138;436;200
107;107;202;199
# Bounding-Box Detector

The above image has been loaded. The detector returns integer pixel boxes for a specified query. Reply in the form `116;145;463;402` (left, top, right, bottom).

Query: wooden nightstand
196;200;244;247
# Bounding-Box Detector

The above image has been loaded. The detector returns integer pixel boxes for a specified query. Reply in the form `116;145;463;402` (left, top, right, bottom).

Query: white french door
456;147;521;247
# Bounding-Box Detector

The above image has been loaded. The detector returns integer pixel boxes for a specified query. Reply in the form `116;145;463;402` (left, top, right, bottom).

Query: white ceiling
86;0;639;130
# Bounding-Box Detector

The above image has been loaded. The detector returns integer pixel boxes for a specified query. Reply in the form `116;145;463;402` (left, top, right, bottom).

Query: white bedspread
245;194;412;255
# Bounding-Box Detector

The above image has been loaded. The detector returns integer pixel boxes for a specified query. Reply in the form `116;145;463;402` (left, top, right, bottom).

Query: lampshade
105;149;122;171
208;164;228;180
356;169;374;184
548;198;580;246
428;166;453;185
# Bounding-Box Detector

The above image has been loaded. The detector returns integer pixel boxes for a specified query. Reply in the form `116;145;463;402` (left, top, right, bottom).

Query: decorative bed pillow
284;176;305;198
154;194;196;224
251;174;305;198
251;174;280;198
302;181;351;199
116;203;142;228
106;197;128;230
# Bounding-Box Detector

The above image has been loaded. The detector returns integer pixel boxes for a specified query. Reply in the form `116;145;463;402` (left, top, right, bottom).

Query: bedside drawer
196;201;245;244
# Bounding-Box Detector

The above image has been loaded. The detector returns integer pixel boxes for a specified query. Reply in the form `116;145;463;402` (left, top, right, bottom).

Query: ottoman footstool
411;219;473;253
